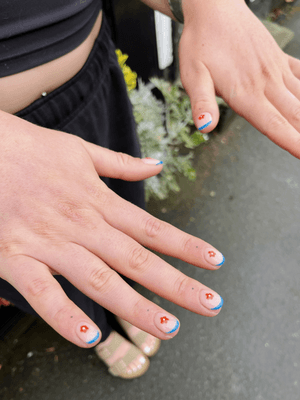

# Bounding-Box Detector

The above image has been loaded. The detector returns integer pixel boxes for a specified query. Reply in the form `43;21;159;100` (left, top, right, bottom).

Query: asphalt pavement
1;2;300;400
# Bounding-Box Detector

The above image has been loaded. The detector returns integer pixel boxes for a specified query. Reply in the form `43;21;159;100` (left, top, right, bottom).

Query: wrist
181;0;247;24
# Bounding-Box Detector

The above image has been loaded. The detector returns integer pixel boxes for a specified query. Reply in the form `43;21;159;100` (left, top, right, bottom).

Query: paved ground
1;2;300;400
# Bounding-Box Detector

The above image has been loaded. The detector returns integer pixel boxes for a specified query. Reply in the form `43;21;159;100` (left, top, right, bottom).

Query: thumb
80;140;163;181
179;42;220;133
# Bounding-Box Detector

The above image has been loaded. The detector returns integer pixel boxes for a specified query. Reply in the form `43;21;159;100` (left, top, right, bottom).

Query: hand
180;0;300;158
0;111;224;348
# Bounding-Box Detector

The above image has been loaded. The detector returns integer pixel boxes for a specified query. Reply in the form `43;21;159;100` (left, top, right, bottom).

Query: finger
6;255;102;348
80;140;163;181
234;92;300;158
95;189;225;270
288;55;300;79
179;39;220;132
39;225;224;321
283;71;300;101
265;79;300;133
38;242;183;340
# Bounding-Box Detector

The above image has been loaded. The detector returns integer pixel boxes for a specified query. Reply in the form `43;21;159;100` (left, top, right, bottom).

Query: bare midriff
0;10;103;115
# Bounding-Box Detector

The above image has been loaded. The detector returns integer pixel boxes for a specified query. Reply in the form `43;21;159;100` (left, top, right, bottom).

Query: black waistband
16;13;113;130
0;0;102;78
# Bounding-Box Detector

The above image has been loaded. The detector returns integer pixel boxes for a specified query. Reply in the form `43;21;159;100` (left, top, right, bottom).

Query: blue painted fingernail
142;158;163;166
211;296;224;310
77;323;101;345
205;249;225;267
216;255;225;266
200;291;224;311
198;112;212;131
155;313;180;335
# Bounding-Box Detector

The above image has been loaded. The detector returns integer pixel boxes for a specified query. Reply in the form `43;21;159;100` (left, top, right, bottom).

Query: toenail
143;346;151;354
140;356;146;364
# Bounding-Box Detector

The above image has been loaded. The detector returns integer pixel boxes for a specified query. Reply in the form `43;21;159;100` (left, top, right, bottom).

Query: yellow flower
116;49;137;92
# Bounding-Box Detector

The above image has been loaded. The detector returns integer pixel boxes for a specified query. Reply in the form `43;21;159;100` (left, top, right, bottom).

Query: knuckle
52;303;74;323
260;63;273;80
56;200;87;225
27;277;53;298
130;297;145;319
88;267;116;293
128;246;150;272
115;153;134;180
0;239;19;257
144;217;163;238
291;106;300;124
265;113;288;132
182;236;195;254
117;152;132;167
172;275;190;300
85;181;109;207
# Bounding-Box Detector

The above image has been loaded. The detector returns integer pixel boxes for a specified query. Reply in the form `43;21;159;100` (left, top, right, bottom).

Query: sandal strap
117;318;161;356
95;331;123;362
109;344;149;378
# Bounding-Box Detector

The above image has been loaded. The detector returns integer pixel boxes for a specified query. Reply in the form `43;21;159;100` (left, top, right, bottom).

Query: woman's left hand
180;0;300;158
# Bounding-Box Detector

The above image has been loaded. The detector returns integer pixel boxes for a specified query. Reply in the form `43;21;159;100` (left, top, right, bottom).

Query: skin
0;111;222;348
179;0;300;157
2;0;300;348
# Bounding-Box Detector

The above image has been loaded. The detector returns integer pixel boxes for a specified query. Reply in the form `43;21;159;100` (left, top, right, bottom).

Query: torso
0;10;103;115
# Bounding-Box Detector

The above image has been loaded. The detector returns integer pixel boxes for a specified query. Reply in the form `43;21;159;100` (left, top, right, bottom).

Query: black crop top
0;0;102;78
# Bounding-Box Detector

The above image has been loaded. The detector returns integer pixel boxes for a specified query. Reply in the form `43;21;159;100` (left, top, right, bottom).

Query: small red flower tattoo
80;325;89;333
206;293;214;300
208;251;216;258
160;316;169;324
198;114;205;120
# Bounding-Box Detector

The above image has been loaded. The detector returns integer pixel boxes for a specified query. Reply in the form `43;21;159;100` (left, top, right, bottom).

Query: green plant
128;77;208;201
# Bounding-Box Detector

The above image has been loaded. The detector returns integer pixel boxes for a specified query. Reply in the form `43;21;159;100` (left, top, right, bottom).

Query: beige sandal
95;330;150;379
116;318;161;357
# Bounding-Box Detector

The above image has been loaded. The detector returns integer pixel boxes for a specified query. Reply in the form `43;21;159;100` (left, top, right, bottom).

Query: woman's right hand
0;111;224;347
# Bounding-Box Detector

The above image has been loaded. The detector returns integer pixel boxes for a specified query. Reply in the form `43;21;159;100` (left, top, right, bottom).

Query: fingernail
142;157;163;166
198;112;212;131
200;290;224;311
154;313;180;335
204;249;225;267
76;322;101;345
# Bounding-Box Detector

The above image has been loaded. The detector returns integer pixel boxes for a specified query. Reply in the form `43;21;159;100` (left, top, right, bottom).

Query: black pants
0;14;144;343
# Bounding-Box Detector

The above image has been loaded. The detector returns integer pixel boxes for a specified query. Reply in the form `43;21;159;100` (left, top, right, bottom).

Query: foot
115;316;161;357
95;330;149;377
